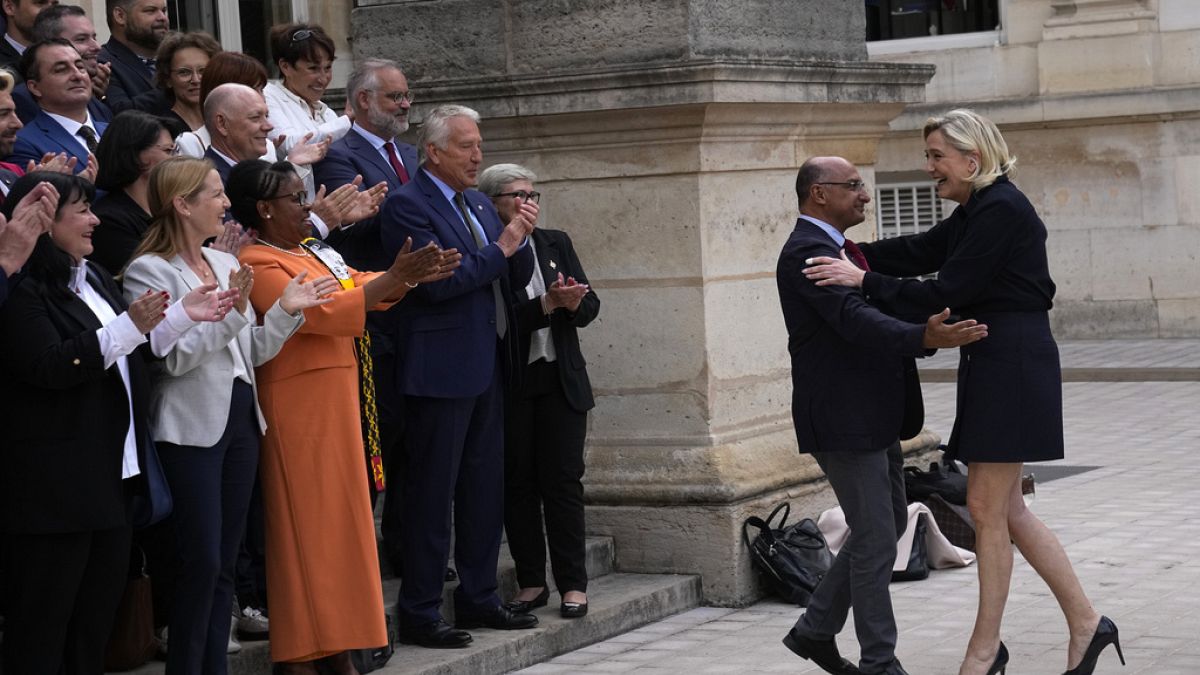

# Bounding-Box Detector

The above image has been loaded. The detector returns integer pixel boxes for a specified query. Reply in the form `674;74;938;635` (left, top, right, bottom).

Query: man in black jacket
98;0;167;113
776;156;987;675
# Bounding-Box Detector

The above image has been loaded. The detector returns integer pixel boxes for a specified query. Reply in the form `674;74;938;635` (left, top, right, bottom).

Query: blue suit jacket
380;169;532;399
8;111;107;174
776;218;927;454
12;84;112;125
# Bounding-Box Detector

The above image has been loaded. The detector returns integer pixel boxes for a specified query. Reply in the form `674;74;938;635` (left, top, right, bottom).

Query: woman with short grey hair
479;163;600;619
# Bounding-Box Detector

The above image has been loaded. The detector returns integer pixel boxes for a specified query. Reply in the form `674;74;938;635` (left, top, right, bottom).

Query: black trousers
793;442;907;673
158;380;259;675
504;359;588;593
3;523;132;674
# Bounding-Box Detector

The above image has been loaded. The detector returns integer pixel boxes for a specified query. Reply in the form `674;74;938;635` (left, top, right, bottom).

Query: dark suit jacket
513;228;599;413
0;37;22;83
0;263;153;533
89;189;151;276
99;38;155;114
776;218;927;454
8;111;107;174
12;83;113;125
316;128;416;272
380;169;533;399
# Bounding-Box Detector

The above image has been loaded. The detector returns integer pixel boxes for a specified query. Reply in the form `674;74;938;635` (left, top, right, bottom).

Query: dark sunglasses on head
290;29;312;43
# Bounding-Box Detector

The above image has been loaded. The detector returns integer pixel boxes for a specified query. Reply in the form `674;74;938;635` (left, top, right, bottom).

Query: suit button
73;358;81;365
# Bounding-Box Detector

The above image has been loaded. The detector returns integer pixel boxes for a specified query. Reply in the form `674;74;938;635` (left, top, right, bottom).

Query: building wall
870;0;1200;337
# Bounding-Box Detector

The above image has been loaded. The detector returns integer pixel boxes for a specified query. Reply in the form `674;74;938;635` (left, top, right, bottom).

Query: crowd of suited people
0;1;602;673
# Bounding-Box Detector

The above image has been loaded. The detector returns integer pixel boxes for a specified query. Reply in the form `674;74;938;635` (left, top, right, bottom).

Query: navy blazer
12;83;113;125
776;219;927;454
205;147;233;184
9;111;107;173
99;38;155;114
316;127;417;272
0;263;154;533
512;228;600;413
380;169;533;399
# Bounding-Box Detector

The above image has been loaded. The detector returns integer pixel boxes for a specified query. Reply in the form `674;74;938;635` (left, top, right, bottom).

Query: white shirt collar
799;215;846;248
268;80;330;121
352;122;393;151
209;147;237;168
4;33;26;55
45;109;97;141
68;262;89;294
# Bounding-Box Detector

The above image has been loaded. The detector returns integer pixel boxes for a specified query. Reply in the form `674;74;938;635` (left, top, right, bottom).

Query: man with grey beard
314;57;428;579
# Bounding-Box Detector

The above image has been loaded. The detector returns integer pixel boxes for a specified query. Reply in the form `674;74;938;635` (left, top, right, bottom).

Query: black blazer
100;38;155;114
89;189;152;276
0;263;153;533
512;228;599;413
0;38;22;83
776;219;927;454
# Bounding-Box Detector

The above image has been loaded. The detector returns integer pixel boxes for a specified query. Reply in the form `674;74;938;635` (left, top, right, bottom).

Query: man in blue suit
381;104;539;648
776;156;987;675
314;56;419;574
8;39;104;175
12;5;113;125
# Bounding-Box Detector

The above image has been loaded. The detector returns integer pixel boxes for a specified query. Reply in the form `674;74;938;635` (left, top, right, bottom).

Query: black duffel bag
743;502;835;606
903;452;968;505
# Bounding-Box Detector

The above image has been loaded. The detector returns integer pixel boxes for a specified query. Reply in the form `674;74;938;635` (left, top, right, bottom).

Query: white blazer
123;247;303;448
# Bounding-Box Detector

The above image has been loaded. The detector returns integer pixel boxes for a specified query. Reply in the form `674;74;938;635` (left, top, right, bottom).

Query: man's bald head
795;156;870;232
204;83;274;162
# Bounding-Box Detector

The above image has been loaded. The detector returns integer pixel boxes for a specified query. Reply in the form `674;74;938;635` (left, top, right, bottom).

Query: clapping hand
210;220;256;256
387;238;461;286
180;282;239;323
128;290;170;334
27;152;77;175
0;181;58;274
228;266;253;315
278;270;340;315
545;273;589;313
285;132;331;166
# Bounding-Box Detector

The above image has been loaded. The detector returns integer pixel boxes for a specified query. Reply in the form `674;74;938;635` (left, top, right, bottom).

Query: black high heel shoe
987;641;1009;675
503;587;549;614
1063;616;1125;675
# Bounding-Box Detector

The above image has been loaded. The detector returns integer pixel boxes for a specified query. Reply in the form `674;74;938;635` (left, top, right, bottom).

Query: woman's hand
26;151;76;175
278;270;340;315
128;289;170;333
209;221;256;256
387;238;459;286
228;265;254;315
545;273;589;313
180;282;239;323
803;251;865;288
285;132;331;166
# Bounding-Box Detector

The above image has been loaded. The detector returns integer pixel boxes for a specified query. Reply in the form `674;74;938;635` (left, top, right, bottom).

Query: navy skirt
946;311;1065;464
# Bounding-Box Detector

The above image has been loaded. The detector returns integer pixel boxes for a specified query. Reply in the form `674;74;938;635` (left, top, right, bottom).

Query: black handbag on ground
891;513;930;582
903;455;968;505
349;613;396;673
743;502;835;606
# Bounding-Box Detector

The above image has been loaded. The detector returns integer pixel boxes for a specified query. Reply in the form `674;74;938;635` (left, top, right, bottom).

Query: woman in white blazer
123;157;338;675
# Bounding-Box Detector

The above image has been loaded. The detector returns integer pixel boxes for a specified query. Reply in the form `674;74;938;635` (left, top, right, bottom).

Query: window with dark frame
865;0;1001;41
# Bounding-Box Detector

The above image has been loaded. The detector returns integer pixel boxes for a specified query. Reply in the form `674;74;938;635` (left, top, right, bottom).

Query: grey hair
203;83;258;128
418;104;480;165
478;163;537;198
346;58;403;115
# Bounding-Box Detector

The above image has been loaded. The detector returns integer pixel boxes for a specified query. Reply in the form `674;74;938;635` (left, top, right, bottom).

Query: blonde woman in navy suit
123;156;338;675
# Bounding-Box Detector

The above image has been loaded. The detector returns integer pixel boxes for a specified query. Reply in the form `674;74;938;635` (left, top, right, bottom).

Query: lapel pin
549;260;557;269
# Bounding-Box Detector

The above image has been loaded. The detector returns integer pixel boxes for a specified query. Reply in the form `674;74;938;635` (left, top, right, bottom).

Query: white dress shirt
524;239;556;364
45;110;99;152
263;80;351;195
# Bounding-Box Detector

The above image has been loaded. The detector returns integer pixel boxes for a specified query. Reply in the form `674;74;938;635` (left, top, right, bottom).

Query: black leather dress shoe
560;601;588;619
456;605;539;630
396;620;472;649
782;628;862;675
866;660;910;675
503;587;550;614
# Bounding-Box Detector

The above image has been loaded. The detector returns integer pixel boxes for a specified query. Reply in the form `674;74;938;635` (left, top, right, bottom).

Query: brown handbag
103;549;157;671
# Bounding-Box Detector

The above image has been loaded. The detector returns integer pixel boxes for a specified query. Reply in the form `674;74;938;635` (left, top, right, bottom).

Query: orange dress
240;243;389;662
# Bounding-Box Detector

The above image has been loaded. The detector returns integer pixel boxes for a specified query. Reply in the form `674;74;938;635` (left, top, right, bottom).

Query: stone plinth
352;0;934;605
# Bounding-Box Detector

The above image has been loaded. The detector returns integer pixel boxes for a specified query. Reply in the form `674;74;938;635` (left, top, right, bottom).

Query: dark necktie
77;126;98;154
454;192;507;338
383;141;410;184
843;239;870;271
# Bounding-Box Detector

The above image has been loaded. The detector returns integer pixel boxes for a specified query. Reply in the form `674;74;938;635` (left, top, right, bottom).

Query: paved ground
518;339;1200;675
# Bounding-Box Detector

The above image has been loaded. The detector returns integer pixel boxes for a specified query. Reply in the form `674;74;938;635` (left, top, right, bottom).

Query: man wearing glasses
314;57;424;578
775;156;986;675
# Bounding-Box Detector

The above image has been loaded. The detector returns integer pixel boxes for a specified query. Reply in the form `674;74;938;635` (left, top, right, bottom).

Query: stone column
351;0;934;605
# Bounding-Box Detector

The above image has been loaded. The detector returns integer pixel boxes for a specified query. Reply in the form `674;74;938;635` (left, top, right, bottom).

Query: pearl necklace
255;238;310;258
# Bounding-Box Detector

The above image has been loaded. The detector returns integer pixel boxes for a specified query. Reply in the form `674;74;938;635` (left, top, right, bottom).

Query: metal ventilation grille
875;182;947;240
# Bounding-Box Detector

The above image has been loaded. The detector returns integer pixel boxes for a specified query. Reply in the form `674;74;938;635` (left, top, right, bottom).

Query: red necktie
843;239;870;271
383;141;410;184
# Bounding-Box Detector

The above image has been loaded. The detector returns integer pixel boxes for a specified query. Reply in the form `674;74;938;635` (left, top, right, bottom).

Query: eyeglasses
267;190;308;206
369;89;414;104
290;29;312;43
171;67;204;81
817;180;868;193
496;190;540;204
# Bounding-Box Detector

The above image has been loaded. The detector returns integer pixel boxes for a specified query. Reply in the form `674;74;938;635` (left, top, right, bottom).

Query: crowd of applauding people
0;1;601;673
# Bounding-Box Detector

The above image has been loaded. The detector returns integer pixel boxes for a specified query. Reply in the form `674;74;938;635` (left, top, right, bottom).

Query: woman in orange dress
228;160;459;673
